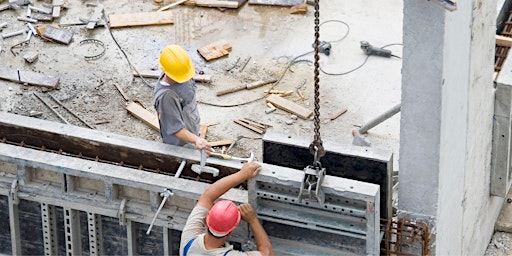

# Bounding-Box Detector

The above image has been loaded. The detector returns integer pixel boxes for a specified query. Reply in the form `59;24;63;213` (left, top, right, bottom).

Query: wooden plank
197;39;232;61
249;0;303;6
0;66;59;89
113;83;129;101
191;0;239;8
290;3;307;14
108;11;174;28
497;35;512;47
234;119;264;134
330;108;347;121
209;139;234;147
125;102;160;131
133;69;212;83
266;94;312;120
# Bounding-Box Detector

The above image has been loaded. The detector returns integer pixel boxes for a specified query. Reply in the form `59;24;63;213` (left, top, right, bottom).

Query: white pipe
174;159;186;178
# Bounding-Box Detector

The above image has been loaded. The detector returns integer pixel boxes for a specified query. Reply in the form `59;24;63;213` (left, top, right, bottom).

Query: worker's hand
239;203;258;224
240;162;261;180
195;137;212;153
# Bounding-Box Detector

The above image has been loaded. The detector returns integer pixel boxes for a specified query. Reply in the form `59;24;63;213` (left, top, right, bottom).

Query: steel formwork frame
0;142;249;255
0;112;385;255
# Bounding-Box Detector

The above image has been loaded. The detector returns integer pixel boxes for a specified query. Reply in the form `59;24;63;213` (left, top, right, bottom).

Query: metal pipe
2;29;24;39
358;103;401;134
29;5;52;14
17;17;37;23
33;93;70;125
146;189;173;235
174;159;186;178
47;94;95;129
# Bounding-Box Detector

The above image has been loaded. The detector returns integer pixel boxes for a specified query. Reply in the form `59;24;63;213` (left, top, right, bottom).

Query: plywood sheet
266;94;312;119
0;66;59;88
248;0;303;6
197;39;232;61
125;102;160;131
109;11;174;28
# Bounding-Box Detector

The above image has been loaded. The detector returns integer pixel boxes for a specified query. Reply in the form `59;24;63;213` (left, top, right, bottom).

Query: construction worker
153;45;212;153
180;162;274;256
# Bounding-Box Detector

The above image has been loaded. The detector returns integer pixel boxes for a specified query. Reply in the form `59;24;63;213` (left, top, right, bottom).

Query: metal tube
29;5;52;14
174;159;186;178
2;29;24;39
17;17;38;23
146;190;172;235
33;93;70;125
0;22;8;29
359;103;401;134
47;94;95;129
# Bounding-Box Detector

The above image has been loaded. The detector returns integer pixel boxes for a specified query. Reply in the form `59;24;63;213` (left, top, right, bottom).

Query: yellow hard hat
159;45;195;83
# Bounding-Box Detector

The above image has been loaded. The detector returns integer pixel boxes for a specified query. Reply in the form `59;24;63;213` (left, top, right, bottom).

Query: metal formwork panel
262;132;393;219
249;163;380;255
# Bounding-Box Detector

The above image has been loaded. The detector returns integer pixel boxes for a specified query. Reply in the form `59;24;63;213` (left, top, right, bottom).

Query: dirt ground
0;0;508;254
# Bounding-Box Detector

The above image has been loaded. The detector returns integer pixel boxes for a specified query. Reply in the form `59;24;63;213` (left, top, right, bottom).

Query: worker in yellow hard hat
153;45;212;153
180;161;273;256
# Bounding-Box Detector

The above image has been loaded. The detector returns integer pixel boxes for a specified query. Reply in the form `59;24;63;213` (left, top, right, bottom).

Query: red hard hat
206;200;241;237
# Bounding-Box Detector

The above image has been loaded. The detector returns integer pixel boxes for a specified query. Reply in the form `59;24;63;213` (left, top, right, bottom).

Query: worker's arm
175;128;212;153
196;162;261;209
239;204;273;256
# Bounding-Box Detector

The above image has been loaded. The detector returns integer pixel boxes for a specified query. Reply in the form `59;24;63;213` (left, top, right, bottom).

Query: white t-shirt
180;206;261;256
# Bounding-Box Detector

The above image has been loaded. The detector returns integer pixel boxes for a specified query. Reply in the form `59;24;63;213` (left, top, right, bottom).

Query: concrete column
400;0;499;255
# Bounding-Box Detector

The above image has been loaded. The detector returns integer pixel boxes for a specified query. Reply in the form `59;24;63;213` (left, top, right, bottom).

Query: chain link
309;0;325;163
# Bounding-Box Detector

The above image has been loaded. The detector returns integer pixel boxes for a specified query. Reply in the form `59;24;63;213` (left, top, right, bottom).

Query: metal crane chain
309;0;325;166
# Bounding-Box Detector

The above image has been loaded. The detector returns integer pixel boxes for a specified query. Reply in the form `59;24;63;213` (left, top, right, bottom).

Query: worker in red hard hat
180;162;273;256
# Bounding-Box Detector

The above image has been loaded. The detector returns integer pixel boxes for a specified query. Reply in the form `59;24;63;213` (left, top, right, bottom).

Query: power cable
102;9;154;89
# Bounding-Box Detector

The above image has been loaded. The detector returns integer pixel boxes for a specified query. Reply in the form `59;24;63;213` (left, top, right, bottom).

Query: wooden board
210;139;234;147
248;0;303;6
109;11;174;28
0;66;59;89
497;35;512;47
133;69;211;82
197;39;232;61
125;102;160;131
186;0;247;8
266;94;312;120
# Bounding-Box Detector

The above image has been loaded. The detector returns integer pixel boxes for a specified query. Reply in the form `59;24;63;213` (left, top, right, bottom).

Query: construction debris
0;66;59;88
108;11;174;28
265;102;276;114
216;79;277;96
248;0;303;6
133;69;212;83
1;29;24;39
266;94;313;119
290;3;307;14
41;25;73;44
187;0;240;8
197;39;232;61
330;108;347;121
23;51;38;63
125;101;160;131
234;118;270;134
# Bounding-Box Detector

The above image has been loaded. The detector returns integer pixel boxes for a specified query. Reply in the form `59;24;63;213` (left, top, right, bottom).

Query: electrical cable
102;9;154;89
197;19;350;108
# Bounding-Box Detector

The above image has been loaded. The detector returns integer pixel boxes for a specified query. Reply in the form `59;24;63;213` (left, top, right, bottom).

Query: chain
309;0;325;165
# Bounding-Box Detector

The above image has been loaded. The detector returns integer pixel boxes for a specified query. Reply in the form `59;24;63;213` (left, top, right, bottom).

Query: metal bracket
298;165;326;204
117;198;127;226
10;179;19;205
146;189;174;235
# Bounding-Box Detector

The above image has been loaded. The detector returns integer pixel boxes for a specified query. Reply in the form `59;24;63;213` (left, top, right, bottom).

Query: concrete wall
400;0;502;254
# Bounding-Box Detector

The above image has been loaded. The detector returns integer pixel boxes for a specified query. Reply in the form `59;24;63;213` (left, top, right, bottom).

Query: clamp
298;165;326;204
79;39;106;61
